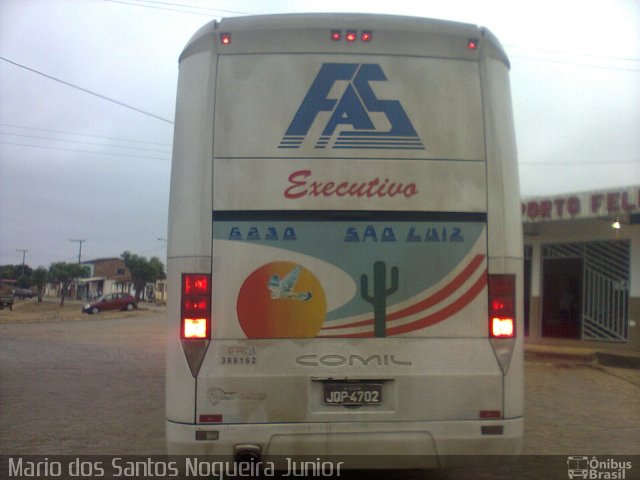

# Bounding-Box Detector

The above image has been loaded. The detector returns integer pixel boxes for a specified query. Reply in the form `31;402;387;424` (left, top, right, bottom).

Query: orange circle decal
237;262;327;338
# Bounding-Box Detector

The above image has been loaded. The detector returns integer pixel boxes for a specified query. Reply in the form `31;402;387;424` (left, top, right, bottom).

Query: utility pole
69;239;85;264
69;239;86;301
16;249;28;275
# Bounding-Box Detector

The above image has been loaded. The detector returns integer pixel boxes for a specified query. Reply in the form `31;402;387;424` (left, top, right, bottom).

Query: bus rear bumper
166;417;523;468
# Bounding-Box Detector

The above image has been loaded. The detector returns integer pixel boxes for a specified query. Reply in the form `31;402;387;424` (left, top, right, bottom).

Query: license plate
323;382;382;406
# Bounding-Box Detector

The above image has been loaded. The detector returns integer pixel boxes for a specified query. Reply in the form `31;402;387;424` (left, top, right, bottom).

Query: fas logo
279;63;424;151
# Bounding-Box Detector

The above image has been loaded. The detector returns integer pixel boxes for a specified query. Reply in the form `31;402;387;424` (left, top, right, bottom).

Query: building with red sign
522;186;639;352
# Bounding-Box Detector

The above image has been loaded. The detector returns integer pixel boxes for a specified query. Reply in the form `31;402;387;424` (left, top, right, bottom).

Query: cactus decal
360;261;399;337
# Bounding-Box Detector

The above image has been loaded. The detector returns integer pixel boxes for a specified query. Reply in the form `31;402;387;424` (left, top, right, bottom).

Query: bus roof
180;13;509;67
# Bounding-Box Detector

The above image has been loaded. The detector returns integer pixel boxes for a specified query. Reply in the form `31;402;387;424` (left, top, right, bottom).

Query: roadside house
78;258;133;299
46;258;134;301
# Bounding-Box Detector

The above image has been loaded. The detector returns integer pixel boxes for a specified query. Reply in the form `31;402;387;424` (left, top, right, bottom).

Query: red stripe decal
387;254;485;322
386;270;487;335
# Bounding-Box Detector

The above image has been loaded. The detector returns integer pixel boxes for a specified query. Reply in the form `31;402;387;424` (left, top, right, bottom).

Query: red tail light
491;317;514;337
181;274;211;339
488;274;515;338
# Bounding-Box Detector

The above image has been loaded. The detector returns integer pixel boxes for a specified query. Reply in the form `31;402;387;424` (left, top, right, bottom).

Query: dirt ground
0;297;156;323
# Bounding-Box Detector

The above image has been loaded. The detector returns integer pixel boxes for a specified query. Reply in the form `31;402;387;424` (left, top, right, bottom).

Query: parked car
0;283;14;310
82;293;138;314
13;288;33;299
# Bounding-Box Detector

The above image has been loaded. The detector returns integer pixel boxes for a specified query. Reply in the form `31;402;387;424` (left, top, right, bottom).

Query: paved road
1;311;638;479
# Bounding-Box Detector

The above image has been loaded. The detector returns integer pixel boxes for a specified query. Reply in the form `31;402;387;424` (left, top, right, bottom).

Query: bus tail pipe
234;444;262;464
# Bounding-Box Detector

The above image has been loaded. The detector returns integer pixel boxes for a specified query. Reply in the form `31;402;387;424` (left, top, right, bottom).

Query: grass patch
0;299;147;324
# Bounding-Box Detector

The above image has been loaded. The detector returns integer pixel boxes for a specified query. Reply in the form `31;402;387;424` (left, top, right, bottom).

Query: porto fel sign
522;187;640;222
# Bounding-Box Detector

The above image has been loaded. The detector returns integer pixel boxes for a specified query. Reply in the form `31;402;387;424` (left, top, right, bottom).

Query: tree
121;251;165;300
0;265;18;280
31;267;49;303
16;274;31;289
0;264;33;281
49;262;89;306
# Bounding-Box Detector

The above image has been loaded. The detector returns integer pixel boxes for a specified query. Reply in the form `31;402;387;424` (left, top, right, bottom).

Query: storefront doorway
542;257;583;339
540;241;630;341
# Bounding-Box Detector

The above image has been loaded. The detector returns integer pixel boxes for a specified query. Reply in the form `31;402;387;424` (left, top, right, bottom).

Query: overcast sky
1;0;639;268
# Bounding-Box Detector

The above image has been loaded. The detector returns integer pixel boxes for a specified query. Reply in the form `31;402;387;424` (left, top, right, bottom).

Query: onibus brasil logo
279;63;424;151
567;456;632;479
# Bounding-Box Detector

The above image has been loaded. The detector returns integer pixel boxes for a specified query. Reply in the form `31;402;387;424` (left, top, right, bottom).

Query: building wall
88;258;132;283
524;218;639;351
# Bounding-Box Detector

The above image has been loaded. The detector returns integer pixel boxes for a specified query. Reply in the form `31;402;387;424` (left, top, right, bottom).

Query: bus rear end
166;14;523;466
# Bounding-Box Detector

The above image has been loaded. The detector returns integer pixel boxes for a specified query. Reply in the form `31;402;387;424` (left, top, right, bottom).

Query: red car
82;293;138;314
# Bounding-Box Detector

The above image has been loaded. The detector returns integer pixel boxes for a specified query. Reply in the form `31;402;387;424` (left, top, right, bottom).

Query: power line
510;53;640;72
138;0;250;15
0;140;171;161
102;0;640;70
2;138;634;168
100;0;251;17
504;43;640;64
136;244;167;255
505;43;640;73
0;56;174;124
0;132;171;155
0;123;172;147
101;0;213;16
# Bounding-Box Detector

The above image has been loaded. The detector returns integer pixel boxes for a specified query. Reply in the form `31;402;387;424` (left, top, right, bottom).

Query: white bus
166;13;523;467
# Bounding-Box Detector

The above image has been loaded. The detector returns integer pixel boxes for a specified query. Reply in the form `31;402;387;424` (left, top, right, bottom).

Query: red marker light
346;31;357;42
361;31;372;42
184;274;209;295
331;30;341;41
467;38;478;50
220;33;231;45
